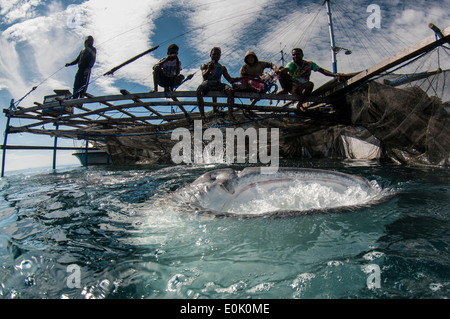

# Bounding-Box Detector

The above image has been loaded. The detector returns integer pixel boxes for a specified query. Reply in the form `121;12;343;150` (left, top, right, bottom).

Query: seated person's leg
196;82;210;119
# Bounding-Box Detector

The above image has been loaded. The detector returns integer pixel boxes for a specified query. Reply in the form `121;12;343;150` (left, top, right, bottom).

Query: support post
325;0;338;73
84;140;89;167
1;115;11;178
52;123;59;170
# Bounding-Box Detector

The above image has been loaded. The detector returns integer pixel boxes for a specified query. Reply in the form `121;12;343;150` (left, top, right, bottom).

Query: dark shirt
68;46;97;70
201;62;227;86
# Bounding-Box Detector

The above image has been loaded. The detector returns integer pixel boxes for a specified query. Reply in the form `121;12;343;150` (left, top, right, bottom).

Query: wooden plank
7;97;301;136
7;95;314;134
9;91;314;116
84;93;151;125
120;89;162;118
76;94;113;120
326;25;450;97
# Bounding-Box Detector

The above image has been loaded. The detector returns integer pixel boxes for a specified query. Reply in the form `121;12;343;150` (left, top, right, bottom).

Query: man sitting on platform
240;50;277;80
276;48;342;113
197;47;237;122
151;44;185;92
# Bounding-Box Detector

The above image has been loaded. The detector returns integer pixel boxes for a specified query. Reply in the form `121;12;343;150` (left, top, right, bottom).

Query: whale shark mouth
169;167;388;217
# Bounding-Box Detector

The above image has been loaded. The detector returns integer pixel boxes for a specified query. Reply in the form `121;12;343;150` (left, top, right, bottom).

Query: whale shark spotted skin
166;167;385;217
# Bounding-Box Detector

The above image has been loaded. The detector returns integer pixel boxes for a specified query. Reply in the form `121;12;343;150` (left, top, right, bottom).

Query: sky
0;0;449;173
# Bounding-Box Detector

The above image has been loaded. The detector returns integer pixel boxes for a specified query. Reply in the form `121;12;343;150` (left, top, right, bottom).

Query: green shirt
286;60;321;85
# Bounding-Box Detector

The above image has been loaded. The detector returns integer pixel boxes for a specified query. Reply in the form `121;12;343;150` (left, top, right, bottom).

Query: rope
9;2;278;108
11;66;66;108
339;46;443;100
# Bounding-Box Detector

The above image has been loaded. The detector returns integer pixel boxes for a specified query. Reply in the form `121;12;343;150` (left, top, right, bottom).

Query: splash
167;167;388;217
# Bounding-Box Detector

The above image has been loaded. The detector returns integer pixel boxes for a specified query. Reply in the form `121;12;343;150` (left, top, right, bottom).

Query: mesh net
96;48;450;168
344;69;449;166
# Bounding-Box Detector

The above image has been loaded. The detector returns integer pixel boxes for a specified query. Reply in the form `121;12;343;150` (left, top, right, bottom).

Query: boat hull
72;150;111;166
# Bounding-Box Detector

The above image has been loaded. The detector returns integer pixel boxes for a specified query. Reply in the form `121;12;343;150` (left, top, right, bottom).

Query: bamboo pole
326;25;450;97
103;46;159;76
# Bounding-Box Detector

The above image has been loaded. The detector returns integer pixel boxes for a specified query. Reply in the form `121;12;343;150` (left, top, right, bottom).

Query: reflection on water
0;161;449;299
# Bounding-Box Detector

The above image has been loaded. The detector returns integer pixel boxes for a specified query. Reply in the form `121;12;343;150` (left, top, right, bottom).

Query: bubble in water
99;279;110;291
363;251;385;261
327;260;344;267
167;274;186;292
16;260;33;271
291;273;315;289
215;281;247;294
429;283;443;292
246;282;275;293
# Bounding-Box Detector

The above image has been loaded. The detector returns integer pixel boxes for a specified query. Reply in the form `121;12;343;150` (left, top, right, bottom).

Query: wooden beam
120;89;161;119
429;23;450;45
84;93;151;125
9;91;311;117
326;25;450;97
169;96;192;120
103;45;159;76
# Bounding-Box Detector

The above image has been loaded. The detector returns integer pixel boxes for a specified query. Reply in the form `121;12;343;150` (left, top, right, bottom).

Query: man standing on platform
65;36;96;99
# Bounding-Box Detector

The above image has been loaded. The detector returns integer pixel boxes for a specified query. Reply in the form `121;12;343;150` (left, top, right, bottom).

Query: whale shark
165;167;386;217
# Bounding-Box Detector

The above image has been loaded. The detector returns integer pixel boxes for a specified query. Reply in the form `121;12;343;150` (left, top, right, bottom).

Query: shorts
157;74;184;88
197;81;231;95
291;81;314;95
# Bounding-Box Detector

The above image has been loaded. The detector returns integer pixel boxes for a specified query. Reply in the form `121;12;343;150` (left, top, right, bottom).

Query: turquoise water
0;160;449;299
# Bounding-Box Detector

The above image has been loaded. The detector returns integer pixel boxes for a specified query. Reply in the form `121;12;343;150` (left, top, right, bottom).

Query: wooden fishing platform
3;90;327;141
1;24;448;175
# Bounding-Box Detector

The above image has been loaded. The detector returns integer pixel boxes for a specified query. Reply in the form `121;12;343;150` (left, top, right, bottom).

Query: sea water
0;160;448;299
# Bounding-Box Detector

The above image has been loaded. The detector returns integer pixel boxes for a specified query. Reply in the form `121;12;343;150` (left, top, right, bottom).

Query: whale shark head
168;167;387;217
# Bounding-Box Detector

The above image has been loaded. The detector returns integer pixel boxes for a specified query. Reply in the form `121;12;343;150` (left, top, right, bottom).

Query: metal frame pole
1;116;11;178
52;123;58;170
84;140;89;167
325;0;338;73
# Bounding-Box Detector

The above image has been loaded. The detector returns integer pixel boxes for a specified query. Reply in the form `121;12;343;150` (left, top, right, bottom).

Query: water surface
0;160;448;299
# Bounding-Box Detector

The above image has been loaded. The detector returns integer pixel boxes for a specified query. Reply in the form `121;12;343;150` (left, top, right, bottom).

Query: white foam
224;180;384;215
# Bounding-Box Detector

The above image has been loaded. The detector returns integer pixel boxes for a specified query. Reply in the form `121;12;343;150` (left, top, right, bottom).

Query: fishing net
98;71;449;167
277;46;450;167
95;49;449;168
343;69;449;166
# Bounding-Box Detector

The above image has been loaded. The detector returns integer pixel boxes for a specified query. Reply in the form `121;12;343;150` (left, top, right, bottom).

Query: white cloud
0;13;82;104
80;0;166;91
0;0;171;103
184;0;278;67
0;0;42;24
396;9;423;25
